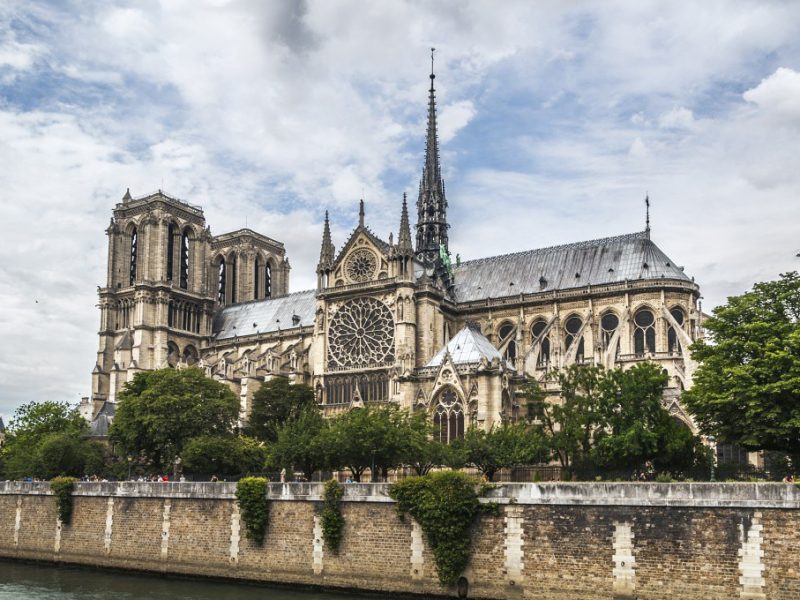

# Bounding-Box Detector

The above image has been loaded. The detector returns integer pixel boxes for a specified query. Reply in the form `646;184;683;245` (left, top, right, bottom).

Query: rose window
345;248;377;282
328;297;394;368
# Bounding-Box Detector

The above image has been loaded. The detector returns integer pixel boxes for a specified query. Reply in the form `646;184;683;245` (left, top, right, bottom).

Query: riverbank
1;482;798;599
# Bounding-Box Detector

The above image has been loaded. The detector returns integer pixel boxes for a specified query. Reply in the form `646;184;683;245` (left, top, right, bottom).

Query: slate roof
0;417;5;432
452;231;692;303
212;290;317;341
427;324;504;367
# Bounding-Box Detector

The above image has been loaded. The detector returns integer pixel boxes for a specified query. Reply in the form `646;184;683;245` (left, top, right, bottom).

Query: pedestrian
211;475;218;482
783;474;795;483
280;467;286;483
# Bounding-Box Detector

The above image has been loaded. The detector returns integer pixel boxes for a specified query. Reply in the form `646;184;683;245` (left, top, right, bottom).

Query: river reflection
0;560;382;599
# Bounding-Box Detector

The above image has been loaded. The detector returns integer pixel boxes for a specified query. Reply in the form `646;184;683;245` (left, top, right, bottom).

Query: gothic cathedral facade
85;68;702;439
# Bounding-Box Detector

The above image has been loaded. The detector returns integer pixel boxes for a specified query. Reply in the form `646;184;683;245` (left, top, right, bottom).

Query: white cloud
439;100;477;143
743;67;800;125
658;107;696;130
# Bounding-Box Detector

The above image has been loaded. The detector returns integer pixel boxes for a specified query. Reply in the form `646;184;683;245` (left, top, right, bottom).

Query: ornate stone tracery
345;248;378;282
328;297;395;369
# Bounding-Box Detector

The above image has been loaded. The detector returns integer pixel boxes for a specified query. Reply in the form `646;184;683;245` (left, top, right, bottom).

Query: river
0;560;381;599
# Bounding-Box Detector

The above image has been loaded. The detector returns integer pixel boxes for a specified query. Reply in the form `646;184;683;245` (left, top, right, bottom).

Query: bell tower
92;189;215;412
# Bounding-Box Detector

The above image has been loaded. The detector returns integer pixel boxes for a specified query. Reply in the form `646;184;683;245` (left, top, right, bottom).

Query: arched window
129;226;138;285
254;255;261;300
432;388;464;444
634;308;656;355
167;341;180;368
180;229;190;289
498;322;516;362
166;223;176;281
600;312;619;348
182;345;198;366
532;320;550;368
230;255;238;304
564;315;585;362
668;307;685;354
265;262;272;298
217;260;226;304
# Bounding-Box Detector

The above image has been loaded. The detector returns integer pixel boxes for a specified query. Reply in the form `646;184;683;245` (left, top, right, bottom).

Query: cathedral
84;66;702;441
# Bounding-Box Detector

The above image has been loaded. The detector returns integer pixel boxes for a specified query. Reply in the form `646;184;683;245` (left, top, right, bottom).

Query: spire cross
430;47;435;81
645;193;651;236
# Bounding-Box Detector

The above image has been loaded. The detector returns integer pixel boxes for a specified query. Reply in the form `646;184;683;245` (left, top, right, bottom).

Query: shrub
50;476;78;525
320;479;345;552
235;477;269;545
389;471;496;586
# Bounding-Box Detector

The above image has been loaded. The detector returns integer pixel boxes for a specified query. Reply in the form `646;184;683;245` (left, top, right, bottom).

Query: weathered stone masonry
1;483;798;599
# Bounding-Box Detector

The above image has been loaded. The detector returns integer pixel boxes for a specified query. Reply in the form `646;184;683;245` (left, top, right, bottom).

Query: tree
403;412;450;476
453;423;547;481
522;365;605;471
269;408;328;480
182;435;266;476
245;378;316;443
323;405;411;482
110;368;239;471
1;401;92;479
683;272;800;464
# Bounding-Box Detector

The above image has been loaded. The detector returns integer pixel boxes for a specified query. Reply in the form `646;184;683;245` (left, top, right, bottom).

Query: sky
1;0;799;423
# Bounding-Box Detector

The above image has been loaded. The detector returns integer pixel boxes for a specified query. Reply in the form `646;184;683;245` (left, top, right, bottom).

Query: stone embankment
1;481;798;599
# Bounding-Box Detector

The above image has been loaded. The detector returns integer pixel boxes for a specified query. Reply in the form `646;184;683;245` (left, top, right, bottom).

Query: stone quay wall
0;481;799;599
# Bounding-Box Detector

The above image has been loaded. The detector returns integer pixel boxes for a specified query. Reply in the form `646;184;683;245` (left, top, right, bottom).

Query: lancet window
433;387;464;444
166;223;176;281
634;308;656;355
667;307;685;355
129;226;138;285
600;312;619;349
254;256;261;300
180;230;190;289
564;315;585;362
498;322;516;363
217;260;226;304
531;319;550;368
265;263;272;298
324;371;389;405
230;255;238;304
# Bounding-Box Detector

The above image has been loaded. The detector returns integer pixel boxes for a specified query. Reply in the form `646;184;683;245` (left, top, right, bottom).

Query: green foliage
522;363;709;479
452;423;549;481
403;411;451;476
110;368;239;471
389;471;492;586
323;404;414;481
320;479;345;552
246;378;316;443
235;477;269;545
269;408;327;479
50;477;78;525
182;435;266;476
1;401;96;479
683;272;800;461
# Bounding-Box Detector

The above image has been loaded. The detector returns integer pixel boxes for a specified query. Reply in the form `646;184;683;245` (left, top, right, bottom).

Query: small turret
398;193;413;254
317;211;335;289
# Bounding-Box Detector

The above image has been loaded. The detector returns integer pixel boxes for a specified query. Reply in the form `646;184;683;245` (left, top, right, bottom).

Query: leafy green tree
34;432;106;479
403;412;450;476
522;365;605;471
683;272;800;463
1;401;91;479
453;423;548;481
182;435;266;476
110;368;239;471
269;408;328;480
245;378;316;443
323;405;411;482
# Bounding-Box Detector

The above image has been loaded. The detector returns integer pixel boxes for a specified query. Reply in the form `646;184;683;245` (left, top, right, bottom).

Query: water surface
0;560;381;599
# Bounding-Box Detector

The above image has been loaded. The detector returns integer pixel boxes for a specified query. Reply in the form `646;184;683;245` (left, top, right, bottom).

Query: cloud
439;100;477;143
658;107;696;130
743;67;800;125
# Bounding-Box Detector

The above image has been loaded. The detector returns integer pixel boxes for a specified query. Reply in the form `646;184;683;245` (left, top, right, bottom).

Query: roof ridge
218;289;316;311
455;231;649;267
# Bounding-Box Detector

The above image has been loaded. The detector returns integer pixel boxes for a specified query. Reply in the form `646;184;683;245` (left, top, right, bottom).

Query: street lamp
707;435;716;482
127;456;133;481
173;456;181;481
371;449;377;483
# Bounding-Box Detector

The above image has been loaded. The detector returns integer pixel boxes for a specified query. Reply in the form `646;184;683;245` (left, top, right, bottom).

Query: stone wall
1;482;798;599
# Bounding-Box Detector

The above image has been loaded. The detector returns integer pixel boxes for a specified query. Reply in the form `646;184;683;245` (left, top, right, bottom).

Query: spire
415;48;449;269
359;198;365;227
122;187;132;202
398;192;413;252
645;193;651;239
317;211;335;271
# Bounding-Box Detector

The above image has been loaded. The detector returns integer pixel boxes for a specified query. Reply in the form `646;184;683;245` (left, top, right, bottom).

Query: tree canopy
110;367;239;470
245;377;316;443
683;272;800;461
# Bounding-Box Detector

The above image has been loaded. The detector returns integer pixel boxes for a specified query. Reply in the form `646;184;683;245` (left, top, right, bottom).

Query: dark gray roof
90;402;115;437
212;290;317;341
0;417;5;432
452;231;691;303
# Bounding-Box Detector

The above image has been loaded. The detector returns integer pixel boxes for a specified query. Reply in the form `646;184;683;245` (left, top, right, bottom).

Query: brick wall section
761;509;800;600
0;482;799;599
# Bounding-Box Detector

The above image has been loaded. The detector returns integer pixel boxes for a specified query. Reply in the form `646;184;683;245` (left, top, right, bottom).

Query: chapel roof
90;402;116;437
451;230;692;303
426;324;504;368
212;289;317;341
